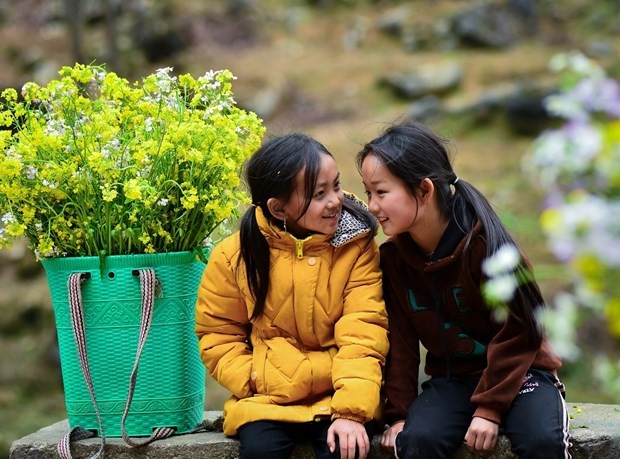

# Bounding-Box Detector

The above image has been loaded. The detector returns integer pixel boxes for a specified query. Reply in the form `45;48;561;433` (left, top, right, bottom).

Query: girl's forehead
318;153;338;170
293;153;338;188
362;155;390;177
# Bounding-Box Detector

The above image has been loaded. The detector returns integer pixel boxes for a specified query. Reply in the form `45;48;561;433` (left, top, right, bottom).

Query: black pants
395;369;571;459
237;419;380;459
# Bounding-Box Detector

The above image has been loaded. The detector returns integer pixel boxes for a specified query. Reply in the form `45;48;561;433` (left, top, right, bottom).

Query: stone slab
10;404;620;458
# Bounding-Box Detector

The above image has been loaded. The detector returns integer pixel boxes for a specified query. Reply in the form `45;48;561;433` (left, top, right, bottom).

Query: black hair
356;120;543;345
240;132;376;320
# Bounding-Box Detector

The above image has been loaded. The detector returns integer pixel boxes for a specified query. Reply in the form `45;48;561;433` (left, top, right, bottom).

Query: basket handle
120;269;176;446
57;269;175;459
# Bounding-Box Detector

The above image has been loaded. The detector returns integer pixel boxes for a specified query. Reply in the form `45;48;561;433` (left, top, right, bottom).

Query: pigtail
451;179;513;254
238;205;271;320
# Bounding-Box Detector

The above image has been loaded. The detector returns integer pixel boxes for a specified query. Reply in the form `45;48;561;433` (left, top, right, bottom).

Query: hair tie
452;176;460;185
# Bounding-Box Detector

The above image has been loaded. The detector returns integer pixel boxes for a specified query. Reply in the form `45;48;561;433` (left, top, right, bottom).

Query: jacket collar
331;194;372;247
389;219;483;271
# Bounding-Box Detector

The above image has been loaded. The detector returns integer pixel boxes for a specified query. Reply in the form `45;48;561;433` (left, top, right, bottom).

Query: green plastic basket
42;251;206;437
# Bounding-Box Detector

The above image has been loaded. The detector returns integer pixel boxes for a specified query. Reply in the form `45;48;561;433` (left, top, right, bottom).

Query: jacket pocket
252;337;336;404
264;337;311;404
251;336;332;404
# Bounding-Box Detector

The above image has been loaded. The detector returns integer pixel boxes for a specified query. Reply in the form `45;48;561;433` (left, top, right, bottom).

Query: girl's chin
321;217;340;230
379;221;394;235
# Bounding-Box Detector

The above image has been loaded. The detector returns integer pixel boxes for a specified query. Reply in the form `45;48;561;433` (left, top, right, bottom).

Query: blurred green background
1;0;619;456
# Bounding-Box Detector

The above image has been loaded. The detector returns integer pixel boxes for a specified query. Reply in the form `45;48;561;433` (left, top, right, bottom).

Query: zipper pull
295;239;304;259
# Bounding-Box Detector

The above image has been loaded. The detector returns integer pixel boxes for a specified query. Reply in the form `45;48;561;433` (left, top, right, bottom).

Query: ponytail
238;206;271;320
450;179;514;255
451;178;543;346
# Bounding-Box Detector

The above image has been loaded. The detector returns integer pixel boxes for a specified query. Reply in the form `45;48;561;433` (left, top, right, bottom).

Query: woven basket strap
120;269;176;447
58;426;99;459
57;273;106;459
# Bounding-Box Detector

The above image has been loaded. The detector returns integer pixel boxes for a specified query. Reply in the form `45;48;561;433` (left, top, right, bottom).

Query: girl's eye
314;190;325;199
334;181;341;190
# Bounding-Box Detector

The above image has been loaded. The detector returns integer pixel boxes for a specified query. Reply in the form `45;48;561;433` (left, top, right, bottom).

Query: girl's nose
326;190;341;208
367;197;379;214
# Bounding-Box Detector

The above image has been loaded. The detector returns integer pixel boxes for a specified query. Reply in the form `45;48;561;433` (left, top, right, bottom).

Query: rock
380;62;463;100
450;3;519;49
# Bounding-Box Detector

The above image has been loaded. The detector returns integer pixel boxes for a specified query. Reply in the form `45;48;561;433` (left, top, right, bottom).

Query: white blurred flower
573;77;620;118
154;67;176;94
491;305;509;322
201;237;213;248
483;273;518;304
545;74;620;121
549;51;603;78
24;166;37;180
2;212;16;224
537;292;581;361
593;356;620;398
526;122;601;188
482;244;523;312
482;244;521;277
544;93;587;120
544;194;620;267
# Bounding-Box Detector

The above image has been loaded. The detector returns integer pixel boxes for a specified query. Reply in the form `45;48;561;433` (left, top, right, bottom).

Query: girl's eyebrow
316;172;341;187
364;177;387;186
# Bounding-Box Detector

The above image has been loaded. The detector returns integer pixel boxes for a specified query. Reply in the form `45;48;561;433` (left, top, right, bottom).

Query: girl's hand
464;417;499;452
381;420;405;452
327;418;370;459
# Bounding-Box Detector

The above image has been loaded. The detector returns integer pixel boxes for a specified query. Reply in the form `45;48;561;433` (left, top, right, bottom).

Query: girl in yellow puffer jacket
195;133;389;459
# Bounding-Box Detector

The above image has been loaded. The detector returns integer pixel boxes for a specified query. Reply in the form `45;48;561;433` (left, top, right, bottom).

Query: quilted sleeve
195;239;253;399
331;238;390;422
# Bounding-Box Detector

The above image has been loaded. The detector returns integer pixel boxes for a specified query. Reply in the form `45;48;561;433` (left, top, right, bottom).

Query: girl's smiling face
283;153;344;238
361;154;420;236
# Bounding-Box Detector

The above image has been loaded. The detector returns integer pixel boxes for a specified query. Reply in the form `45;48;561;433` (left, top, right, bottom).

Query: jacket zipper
293;235;313;259
431;272;452;381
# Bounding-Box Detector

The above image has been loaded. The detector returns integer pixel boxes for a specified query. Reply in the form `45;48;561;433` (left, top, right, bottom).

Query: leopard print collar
330;194;372;248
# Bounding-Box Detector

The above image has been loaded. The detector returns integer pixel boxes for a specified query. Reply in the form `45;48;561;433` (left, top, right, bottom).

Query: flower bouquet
0;63;264;259
0;63;265;446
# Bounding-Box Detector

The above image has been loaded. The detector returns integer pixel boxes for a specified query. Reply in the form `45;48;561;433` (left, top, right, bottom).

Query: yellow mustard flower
0;63;265;258
101;186;118;202
123;179;142;201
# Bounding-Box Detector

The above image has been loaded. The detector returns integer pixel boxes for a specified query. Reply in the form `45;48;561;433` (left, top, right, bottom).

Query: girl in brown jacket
358;121;571;459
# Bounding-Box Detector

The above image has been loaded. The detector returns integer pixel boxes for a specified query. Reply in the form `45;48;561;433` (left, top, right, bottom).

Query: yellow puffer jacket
195;198;389;436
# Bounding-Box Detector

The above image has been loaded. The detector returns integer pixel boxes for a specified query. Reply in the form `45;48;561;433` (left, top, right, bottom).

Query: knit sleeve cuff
472;407;501;425
331;413;368;424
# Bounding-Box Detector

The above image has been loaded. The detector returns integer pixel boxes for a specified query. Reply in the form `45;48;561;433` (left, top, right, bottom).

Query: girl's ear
418;178;435;203
267;197;287;220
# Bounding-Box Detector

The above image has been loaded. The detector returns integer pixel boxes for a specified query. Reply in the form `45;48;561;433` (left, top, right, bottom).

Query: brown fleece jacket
380;219;562;425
